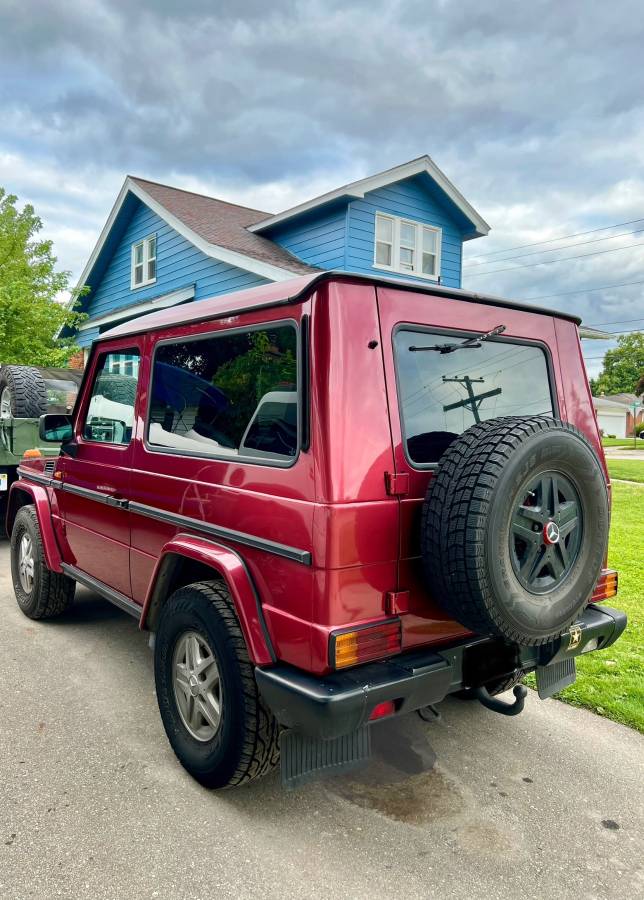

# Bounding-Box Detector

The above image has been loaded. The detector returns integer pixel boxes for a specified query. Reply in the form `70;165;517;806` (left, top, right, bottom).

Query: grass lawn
602;437;641;449
607;458;644;484
526;481;644;732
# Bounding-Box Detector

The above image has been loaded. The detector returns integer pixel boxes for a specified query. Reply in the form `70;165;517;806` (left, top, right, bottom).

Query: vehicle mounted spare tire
0;366;48;419
421;416;609;646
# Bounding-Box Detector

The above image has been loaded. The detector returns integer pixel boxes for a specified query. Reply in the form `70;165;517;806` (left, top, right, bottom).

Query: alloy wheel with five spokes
172;630;222;742
510;470;583;594
18;533;35;594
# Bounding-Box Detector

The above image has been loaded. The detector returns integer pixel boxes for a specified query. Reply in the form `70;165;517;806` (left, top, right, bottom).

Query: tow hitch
474;684;527;716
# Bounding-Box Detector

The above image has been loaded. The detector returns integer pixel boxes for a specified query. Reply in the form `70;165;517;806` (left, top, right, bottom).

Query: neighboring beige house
593;393;644;438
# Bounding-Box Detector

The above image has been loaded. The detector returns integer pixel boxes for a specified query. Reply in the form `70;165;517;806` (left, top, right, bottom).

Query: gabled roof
129;178;315;276
248;156;491;240
603;392;643;407
73;177;316;303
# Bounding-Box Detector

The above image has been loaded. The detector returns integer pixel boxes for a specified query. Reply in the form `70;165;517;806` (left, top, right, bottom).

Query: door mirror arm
60;439;78;458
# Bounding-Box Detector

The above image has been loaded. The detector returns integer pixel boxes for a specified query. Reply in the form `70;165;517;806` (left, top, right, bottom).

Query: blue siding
345;175;464;288
76;199;268;347
77;326;100;350
267;205;347;270
73;171;473;352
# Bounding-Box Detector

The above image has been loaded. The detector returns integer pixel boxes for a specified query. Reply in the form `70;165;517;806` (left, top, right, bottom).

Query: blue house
68;156;490;351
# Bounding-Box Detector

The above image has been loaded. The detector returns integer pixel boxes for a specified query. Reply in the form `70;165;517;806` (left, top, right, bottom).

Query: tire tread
422;416;603;646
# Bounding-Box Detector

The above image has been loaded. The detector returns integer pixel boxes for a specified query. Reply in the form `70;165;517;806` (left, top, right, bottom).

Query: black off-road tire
10;505;75;618
94;374;138;406
154;581;280;789
422;416;609;646
0;366;48;418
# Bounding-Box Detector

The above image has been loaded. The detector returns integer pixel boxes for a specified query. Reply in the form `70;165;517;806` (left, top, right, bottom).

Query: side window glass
147;324;298;461
83;351;140;445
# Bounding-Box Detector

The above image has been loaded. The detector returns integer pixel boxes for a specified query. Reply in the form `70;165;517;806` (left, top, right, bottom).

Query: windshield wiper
409;324;507;354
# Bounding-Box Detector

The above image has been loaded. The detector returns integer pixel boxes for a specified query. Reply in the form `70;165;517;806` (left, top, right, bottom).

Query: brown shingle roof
130;177;316;276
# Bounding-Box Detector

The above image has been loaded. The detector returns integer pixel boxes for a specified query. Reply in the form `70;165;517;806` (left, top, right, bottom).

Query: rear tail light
330;619;402;670
591;569;618;602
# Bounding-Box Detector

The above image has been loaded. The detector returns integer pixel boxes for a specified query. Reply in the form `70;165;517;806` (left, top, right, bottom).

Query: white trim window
131;234;157;288
374;213;441;280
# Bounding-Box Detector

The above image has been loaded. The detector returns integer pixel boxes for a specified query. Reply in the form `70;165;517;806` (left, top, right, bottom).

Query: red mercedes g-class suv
7;273;625;788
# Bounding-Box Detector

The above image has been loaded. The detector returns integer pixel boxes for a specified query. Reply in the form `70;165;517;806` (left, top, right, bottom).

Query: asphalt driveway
0;542;642;900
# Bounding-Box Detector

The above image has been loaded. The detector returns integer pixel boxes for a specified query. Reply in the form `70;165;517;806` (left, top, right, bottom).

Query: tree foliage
636;372;644;397
590;332;644;396
0;187;84;365
213;329;297;439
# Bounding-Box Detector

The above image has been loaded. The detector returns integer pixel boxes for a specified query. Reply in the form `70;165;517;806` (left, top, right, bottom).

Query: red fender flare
7;480;63;572
140;533;275;666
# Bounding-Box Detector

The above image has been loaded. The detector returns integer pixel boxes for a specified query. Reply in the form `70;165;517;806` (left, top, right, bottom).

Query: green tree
0;187;84;365
213;329;297;440
590;332;644;396
636;373;644;396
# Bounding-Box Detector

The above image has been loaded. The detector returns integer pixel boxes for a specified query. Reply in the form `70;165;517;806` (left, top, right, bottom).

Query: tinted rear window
393;328;554;465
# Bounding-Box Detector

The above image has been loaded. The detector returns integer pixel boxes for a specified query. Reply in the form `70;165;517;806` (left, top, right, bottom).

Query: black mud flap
535;658;576;699
280;726;371;790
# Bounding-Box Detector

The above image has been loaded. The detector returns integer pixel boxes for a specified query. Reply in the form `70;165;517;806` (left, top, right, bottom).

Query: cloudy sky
1;0;643;376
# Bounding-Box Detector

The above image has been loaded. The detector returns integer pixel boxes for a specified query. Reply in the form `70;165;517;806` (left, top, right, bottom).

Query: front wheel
10;505;75;618
154;581;280;788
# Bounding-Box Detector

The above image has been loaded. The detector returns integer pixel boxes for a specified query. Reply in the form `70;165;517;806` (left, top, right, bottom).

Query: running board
61;564;142;620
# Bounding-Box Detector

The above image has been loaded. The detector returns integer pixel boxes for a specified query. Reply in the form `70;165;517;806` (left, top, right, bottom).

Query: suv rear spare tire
422;416;609;646
0;366;48;419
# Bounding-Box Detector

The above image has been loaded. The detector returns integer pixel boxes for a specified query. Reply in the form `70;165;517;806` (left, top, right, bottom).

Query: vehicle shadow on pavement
49;586;458;805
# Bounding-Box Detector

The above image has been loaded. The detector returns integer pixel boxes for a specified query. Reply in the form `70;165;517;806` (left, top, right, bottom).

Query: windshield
394;328;555;464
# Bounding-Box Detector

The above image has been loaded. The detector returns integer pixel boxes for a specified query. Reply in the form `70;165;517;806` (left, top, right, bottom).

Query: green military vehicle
0;365;83;534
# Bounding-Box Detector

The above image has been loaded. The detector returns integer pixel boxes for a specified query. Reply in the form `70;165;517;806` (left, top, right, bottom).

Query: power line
523;279;644;301
604;327;644;334
465;240;644;278
465;217;644;261
463;227;644;270
587;317;644;327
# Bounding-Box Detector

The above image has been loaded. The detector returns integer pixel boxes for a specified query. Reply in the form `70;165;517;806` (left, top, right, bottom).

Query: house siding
77;200;268;347
267;205;347;271
345;175;464;288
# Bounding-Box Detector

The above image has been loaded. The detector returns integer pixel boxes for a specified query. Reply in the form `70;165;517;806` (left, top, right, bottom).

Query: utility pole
442;375;502;424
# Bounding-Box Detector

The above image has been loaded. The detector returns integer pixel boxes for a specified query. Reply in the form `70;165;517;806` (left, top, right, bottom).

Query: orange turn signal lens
591;569;618;603
22;448;42;459
330;619;401;670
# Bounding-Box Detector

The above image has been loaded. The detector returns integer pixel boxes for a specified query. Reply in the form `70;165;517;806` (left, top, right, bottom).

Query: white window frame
130;234;157;289
373;213;442;282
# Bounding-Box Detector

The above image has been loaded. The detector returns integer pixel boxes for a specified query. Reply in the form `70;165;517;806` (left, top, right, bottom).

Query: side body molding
7;480;64;572
140;533;275;666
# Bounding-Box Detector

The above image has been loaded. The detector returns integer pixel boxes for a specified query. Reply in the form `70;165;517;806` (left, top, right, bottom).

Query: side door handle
105;494;129;510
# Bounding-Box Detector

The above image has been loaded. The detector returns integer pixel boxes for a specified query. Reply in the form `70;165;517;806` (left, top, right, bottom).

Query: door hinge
385;590;410;616
384;471;409;496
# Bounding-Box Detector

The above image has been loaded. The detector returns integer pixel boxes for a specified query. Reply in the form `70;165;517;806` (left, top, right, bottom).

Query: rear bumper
256;604;627;740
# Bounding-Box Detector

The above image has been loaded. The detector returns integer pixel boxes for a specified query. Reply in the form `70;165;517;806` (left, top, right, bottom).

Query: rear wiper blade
409;324;507;354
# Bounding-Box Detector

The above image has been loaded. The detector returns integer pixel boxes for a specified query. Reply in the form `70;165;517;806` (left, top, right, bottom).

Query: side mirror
39;413;74;443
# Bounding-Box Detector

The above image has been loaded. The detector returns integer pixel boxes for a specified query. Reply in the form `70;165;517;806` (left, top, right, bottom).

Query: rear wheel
154;581;280;788
10;505;75;618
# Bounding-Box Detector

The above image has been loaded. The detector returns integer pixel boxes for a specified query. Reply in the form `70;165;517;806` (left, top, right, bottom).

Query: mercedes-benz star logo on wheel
544;521;560;545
